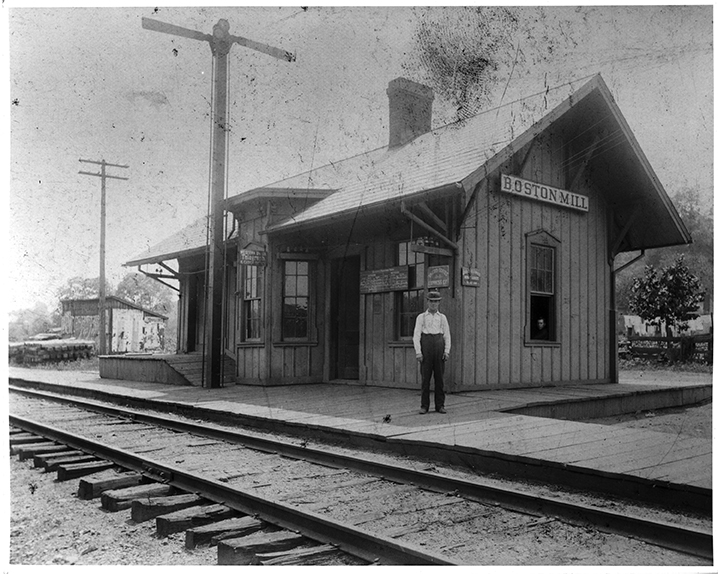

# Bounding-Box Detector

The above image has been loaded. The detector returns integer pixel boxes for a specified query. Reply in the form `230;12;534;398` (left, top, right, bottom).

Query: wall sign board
240;249;267;266
461;267;481;287
360;266;409;293
427;265;450;288
500;173;589;212
359;265;409;293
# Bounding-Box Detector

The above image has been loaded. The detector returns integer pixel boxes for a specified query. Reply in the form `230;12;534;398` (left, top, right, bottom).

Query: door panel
332;256;360;379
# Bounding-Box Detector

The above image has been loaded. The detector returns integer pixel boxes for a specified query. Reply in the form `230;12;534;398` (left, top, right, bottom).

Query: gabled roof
126;74;690;266
125;188;336;266
267;75;690;252
60;296;168;319
125;216;209;267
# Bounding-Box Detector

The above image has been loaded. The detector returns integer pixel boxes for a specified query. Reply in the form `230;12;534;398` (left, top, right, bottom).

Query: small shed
61;296;167;354
125;74;690;389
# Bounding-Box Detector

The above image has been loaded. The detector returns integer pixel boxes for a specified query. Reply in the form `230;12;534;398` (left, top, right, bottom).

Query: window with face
526;230;560;343
282;260;310;340
396;241;425;338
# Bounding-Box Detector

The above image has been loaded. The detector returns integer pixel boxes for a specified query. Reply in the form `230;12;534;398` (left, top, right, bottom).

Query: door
331;256;360;379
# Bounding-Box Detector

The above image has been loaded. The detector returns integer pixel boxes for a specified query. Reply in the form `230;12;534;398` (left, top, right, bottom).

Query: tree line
8;273;177;342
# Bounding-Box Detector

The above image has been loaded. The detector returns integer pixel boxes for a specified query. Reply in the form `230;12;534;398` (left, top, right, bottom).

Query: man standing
413;290;451;414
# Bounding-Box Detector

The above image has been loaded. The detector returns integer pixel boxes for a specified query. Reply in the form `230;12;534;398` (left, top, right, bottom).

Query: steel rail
9;413;457;565
10;386;713;560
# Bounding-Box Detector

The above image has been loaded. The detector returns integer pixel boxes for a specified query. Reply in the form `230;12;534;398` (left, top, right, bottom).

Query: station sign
500;174;589;212
427;265;450;288
240;249;267;266
360;266;409;294
461;267;481;287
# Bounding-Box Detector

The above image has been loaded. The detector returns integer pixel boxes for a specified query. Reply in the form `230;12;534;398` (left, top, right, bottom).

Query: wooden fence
624;334;713;364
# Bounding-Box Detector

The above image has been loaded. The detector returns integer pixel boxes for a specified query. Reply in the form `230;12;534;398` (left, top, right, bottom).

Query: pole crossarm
228;33;295;62
79;158;130;169
79;170;129;181
141;17;212;42
142;17;295;62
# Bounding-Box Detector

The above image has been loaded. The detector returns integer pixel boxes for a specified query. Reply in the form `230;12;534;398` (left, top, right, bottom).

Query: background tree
55;276;105;302
8;302;54;341
629;255;704;337
115;272;175;316
615;185;713;312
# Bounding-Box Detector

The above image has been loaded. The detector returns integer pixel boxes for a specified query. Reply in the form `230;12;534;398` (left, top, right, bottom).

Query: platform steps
164;353;237;386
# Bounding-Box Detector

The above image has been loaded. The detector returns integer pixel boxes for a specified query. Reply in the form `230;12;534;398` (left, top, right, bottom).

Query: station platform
7;366;713;512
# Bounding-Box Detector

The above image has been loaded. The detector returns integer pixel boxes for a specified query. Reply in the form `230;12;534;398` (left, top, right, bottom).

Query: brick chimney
387;78;434;148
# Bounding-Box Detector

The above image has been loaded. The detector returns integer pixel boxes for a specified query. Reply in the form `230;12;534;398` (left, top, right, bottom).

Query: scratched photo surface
4;4;714;573
7;5;711;316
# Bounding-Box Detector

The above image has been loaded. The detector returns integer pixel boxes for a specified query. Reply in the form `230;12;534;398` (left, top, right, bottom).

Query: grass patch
13;356;100;372
619;357;712;374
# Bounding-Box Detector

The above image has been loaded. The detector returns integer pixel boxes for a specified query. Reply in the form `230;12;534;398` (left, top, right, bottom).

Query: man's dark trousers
420;333;445;411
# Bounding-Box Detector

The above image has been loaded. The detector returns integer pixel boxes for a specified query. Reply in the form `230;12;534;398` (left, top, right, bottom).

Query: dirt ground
586;401;712;440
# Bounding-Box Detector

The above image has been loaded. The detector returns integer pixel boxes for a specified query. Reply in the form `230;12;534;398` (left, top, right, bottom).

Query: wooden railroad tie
131;493;205;523
33;450;86;468
156;504;236;537
185;516;264;549
255;544;341;566
217;530;307;565
57;460;115;482
77;469;144;500
101;483;175;511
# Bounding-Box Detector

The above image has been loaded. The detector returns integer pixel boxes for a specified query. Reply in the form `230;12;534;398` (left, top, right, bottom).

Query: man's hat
427;290;442;301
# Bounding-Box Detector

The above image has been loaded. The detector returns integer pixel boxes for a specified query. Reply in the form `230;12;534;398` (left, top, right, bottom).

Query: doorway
331;256;360;379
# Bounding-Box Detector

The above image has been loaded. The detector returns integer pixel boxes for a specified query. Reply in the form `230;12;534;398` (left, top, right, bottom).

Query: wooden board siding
355;131;611;391
361;241;426;389
454;131;611;390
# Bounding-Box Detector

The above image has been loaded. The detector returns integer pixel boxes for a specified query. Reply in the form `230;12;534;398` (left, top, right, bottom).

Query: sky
4;3;713;315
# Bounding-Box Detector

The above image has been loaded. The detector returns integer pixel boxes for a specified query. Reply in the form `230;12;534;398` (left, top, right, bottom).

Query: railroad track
8;386;713;565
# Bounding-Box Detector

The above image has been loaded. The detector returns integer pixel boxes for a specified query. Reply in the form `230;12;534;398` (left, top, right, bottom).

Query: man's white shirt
412;310;451;356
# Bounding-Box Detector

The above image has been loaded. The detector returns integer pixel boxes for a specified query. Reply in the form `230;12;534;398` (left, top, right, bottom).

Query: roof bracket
517;138;536;177
569;134;601;192
401;202;458;251
137;266;181;293
457;178;487;235
610;203;642;260
416;201;448;233
615;249;645;274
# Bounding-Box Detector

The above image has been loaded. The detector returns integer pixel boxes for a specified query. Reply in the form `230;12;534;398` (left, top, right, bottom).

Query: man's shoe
436;407;447;414
419;408;428;415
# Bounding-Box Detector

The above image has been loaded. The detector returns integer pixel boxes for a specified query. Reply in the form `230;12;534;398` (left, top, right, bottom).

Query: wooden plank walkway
9;367;712;508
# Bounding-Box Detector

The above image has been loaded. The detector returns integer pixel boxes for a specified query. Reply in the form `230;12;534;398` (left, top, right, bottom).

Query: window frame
280;258;314;343
395;240;427;341
525;230;561;346
239;263;263;343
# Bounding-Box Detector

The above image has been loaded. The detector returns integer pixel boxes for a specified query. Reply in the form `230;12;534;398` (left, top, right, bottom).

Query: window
397;241;425;338
241;264;262;341
526;231;560;343
282;260;310;340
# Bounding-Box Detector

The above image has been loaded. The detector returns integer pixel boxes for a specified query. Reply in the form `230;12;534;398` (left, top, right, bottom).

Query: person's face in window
537;318;546;330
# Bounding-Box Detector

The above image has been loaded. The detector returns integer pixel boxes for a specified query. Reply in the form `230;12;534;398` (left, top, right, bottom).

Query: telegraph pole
79;159;129;355
142;16;294;388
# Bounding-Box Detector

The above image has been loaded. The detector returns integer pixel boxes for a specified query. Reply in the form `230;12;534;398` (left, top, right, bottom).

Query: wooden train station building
124;74;690;391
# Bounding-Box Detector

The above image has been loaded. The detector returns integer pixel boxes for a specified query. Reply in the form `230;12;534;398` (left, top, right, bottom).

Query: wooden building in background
61;296;167;354
125;74;690;390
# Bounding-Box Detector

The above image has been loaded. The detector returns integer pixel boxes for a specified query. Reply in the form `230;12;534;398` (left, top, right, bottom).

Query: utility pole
79;159;129;355
142;16;294;388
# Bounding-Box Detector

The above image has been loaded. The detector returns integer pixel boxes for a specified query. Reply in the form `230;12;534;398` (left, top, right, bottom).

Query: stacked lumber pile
10;339;95;364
